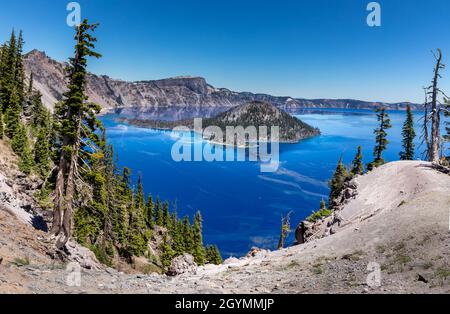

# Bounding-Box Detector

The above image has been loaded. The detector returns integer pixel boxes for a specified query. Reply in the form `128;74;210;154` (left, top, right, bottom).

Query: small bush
311;263;323;275
307;208;333;223
12;257;30;266
434;268;450;281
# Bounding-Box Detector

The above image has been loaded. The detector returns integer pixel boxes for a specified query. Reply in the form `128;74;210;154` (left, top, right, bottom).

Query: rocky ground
1;141;449;294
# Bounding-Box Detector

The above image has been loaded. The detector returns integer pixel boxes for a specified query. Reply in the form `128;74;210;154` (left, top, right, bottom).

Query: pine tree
52;20;102;246
102;143;117;247
127;196;149;256
368;107;392;170
399;105;416;161
135;176;145;210
350;146;364;176
144;194;155;229
181;215;194;253
329;157;348;205
126;173;150;256
159;234;175;269
11;123;33;174
155;197;164;226
11;123;27;155
0;110;3;139
205;245;222;265
192;211;206;265
15;31;25;105
0;30;17;113
5;86;21;138
319;198;327;211
162;201;171;228
19;143;34;174
30;92;49;130
170;200;178;231
74;148;107;247
171;219;185;256
28;73;34;96
34;127;51;175
114;167;131;245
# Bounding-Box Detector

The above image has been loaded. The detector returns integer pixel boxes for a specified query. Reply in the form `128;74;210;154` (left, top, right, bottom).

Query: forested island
118;101;321;145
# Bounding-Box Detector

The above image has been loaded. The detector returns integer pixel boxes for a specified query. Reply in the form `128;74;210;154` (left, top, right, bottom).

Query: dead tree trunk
429;49;444;163
277;212;292;249
422;89;431;161
51;139;68;236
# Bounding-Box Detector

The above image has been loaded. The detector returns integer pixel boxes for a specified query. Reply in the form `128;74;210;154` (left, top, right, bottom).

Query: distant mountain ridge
24;49;420;112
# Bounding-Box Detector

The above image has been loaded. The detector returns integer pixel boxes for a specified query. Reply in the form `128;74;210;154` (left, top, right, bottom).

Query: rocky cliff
24;50;419;113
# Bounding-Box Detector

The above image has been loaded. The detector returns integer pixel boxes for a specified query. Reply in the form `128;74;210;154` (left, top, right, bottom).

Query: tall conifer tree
350;146;364;176
15;31;25;105
192;211;206;265
399;105;416;160
0;31;17;113
329;157;348;205
368;107;392;170
145;194;155;229
51;20;102;246
0;110;3;139
5;86;21;138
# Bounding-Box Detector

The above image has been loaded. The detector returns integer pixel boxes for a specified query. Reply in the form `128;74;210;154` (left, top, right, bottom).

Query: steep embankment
24;49;418;112
1;160;449;293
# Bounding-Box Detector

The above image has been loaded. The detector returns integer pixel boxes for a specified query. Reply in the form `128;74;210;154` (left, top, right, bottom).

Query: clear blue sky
1;0;449;103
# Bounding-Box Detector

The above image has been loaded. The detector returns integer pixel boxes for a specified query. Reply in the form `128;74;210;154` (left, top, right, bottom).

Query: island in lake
118;101;321;146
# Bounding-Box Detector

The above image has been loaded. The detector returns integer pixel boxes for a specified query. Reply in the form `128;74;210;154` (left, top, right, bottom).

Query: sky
0;0;449;103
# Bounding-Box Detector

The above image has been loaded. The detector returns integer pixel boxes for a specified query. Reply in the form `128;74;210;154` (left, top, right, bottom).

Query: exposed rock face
295;178;359;244
0;140;103;272
0;140;48;230
167;254;197;276
24;50;419;112
63;240;102;270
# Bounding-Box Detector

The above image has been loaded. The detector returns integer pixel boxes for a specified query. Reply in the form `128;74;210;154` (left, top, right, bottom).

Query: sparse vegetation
342;250;365;261
287;260;300;268
394;254;412;266
376;245;386;254
311;263;323;275
307;199;332;223
423;261;433;270
434;267;450;283
11;257;30;267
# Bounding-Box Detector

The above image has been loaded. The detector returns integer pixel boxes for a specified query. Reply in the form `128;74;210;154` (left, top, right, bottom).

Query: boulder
63;240;102;270
294;221;314;244
167;253;197;276
245;247;262;258
223;257;240;265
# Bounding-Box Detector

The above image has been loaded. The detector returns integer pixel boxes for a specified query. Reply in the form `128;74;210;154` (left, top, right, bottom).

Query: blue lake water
100;108;438;257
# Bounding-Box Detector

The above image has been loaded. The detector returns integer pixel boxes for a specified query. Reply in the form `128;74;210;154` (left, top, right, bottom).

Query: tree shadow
416;162;450;175
31;215;48;232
